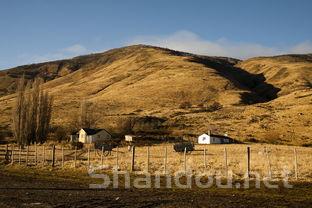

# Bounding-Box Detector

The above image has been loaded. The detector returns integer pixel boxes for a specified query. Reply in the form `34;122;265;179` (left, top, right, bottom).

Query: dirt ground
0;167;312;208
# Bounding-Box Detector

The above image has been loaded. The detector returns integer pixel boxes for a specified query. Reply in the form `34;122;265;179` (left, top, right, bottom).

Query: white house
198;133;233;144
78;128;112;144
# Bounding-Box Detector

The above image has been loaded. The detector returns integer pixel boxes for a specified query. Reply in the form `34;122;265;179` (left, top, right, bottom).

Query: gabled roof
198;133;233;140
81;128;111;136
210;134;234;141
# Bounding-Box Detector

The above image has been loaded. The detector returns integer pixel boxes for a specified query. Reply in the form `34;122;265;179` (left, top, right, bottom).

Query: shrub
208;102;223;111
116;116;167;135
179;101;192;109
244;137;259;143
201;101;223;112
54;126;68;142
302;143;312;147
71;141;84;150
249;116;259;123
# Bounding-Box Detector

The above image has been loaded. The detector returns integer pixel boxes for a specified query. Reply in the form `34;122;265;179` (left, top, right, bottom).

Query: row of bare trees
66;99;101;135
80;99;99;129
12;77;53;146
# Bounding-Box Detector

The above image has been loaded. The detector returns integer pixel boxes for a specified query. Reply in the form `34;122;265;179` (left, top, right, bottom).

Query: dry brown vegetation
0;45;311;145
1;143;312;181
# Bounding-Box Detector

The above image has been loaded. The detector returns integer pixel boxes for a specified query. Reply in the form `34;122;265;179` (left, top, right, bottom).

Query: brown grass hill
236;54;312;96
0;45;311;145
0;47;152;96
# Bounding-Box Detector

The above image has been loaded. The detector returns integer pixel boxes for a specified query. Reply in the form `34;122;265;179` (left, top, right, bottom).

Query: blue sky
1;0;312;69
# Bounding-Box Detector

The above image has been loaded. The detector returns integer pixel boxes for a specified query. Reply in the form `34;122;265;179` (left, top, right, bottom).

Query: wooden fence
0;144;310;180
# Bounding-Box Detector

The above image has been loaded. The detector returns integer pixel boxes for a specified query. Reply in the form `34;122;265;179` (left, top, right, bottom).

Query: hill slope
236;54;312;96
0;45;311;145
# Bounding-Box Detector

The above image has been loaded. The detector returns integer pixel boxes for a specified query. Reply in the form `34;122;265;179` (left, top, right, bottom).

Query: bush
54;126;68;142
302;143;312;147
117;117;138;135
249;116;259;123
206;102;223;112
116;116;167;135
71;141;84;150
173;142;194;152
179;101;192;109
244;138;259;143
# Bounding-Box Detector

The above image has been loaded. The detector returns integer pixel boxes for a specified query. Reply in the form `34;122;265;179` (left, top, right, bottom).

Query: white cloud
289;41;312;54
15;44;89;66
128;30;312;59
33;44;88;63
62;44;88;54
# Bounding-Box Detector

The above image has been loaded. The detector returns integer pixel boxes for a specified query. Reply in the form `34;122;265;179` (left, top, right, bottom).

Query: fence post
43;145;45;165
246;146;250;178
35;142;37;165
26;146;29;166
5;145;8;162
131;145;135;172
55;147;58;164
74;146;77;168
115;146;119;170
52;145;55;167
101;146;104;166
18;145;21;165
11;145;14;164
294;147;298;180
164;146;168;174
88;147;90;167
62;146;64;167
264;146;272;179
94;148;97;161
204;148;207;169
146;146;150;173
184;147;187;174
224;147;228;178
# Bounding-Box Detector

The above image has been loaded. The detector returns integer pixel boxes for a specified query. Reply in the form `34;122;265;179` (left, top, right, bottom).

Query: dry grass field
2;143;311;181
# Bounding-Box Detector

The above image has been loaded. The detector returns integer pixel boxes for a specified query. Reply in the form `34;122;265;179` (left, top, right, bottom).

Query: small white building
124;135;143;143
198;133;233;144
125;135;134;142
78;128;112;144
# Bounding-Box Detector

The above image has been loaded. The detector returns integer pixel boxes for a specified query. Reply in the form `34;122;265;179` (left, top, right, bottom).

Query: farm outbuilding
124;135;144;143
125;135;135;142
73;128;112;144
198;132;234;144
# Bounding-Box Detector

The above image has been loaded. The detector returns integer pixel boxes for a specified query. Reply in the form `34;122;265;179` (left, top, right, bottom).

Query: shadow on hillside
185;56;281;104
